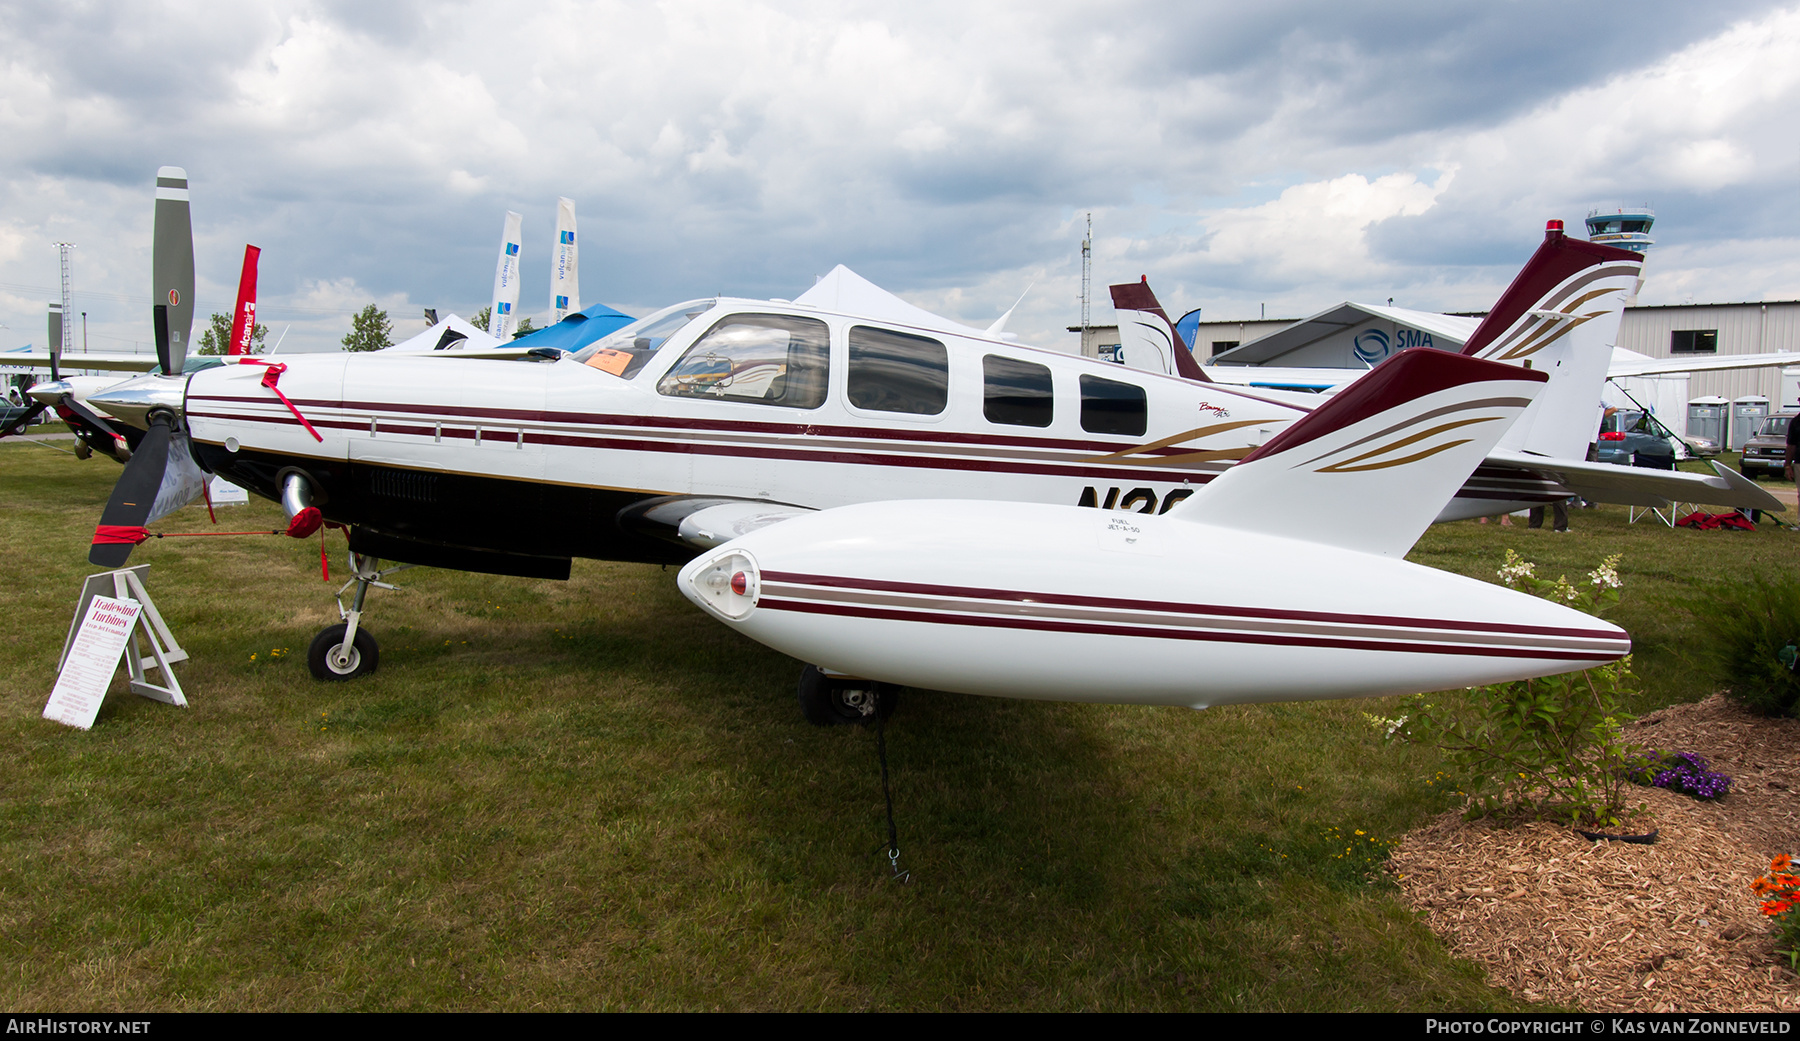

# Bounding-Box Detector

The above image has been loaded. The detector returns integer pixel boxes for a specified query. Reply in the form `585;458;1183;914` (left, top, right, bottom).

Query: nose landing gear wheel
307;623;379;681
797;664;899;726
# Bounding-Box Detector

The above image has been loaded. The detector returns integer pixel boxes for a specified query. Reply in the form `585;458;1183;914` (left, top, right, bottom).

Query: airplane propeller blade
62;397;119;440
90;413;173;567
152;166;195;370
46;303;61;382
153;304;176;376
0;403;47;439
61;397;127;461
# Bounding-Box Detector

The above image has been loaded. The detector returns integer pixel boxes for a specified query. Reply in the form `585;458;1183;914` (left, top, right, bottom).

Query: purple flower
1651;752;1732;800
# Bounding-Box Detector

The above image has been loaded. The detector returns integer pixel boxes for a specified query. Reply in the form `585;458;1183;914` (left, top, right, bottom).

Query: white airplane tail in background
1171;347;1546;557
1459;220;1644;459
1107;278;1211;381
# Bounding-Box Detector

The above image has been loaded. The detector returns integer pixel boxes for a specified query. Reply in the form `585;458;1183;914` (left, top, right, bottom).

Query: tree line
196;305;542;354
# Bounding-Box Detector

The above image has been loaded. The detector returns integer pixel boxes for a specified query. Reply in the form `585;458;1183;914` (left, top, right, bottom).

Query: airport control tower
1587;205;1654;304
1585;206;1655;253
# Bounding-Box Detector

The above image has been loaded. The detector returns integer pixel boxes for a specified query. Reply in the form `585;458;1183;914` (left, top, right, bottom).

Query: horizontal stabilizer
1172;348;1546;557
1608;349;1800;379
1487;451;1784;513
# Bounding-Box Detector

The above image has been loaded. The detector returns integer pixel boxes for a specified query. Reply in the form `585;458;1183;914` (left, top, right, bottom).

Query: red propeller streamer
93;525;150;546
286;506;323;539
238;360;323;442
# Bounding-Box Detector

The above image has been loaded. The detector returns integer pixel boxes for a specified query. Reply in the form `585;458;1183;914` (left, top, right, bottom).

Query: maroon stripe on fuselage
187;393;1296;456
184;407;1228;483
759;598;1618;662
759;571;1620;640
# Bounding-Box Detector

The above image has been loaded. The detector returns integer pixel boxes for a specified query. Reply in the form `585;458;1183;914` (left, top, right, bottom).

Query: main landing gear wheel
797;664;899;726
308;623;379;681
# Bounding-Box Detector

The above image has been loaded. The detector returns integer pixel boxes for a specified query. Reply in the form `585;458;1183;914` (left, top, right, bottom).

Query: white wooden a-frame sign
57;565;188;708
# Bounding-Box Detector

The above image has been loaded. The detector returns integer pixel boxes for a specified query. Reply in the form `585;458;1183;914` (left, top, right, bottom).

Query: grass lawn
0;441;1789;1011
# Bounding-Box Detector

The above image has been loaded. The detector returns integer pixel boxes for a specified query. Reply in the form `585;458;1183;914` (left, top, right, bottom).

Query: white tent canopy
794;265;986;338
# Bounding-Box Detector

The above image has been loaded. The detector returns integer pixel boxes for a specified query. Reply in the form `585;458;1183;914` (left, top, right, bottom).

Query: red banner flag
227;244;261;355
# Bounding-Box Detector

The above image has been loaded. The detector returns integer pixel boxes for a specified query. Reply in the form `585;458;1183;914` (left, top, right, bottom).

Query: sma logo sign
1352;325;1434;365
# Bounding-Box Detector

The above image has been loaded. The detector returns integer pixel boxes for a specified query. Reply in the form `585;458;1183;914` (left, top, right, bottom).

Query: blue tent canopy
1175;308;1202;357
510;303;635;353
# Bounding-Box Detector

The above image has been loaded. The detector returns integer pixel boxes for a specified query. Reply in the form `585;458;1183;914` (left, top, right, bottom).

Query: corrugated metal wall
1617;302;1800;406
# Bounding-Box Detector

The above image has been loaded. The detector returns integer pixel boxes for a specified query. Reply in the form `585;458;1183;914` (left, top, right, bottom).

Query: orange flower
1773;854;1793;872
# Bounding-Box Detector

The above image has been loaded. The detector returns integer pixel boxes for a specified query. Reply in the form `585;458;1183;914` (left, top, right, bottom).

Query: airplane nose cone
87;374;187;430
26;380;73;406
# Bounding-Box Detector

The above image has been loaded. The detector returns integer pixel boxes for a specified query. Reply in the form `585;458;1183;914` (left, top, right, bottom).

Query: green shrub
1404;552;1644;828
1690;575;1800;717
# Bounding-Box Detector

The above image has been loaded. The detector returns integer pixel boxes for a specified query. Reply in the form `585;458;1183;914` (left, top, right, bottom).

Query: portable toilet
1687;396;1728;448
1732;395;1771;451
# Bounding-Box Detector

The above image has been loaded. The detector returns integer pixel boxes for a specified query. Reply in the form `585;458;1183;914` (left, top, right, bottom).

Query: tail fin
1108;278;1211;382
1461;221;1643;458
227;244;260;356
1171;347;1546;557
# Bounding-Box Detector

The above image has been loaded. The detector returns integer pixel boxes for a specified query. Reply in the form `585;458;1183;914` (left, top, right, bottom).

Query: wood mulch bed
1389;694;1800;1011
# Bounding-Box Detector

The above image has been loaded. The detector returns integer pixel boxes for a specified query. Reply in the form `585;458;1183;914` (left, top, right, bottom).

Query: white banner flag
489;210;523;339
549;197;579;324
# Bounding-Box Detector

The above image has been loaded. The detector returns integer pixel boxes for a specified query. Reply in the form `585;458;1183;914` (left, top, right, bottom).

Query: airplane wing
1;350;159;373
1485;449;1784;512
1607;351;1800;379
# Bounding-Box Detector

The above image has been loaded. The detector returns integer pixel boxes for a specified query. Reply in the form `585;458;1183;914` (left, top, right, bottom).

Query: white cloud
1188;168;1455;283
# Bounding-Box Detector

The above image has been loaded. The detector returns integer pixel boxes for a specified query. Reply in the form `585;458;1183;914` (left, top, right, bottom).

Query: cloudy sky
1;0;1795;357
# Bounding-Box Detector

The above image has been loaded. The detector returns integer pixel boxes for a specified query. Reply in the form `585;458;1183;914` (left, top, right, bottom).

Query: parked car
1682;433;1722;457
1596;408;1678;469
1739;411;1796;479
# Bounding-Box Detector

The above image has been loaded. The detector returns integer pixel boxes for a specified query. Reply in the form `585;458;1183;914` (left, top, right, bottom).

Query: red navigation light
1546;219;1564;232
730;572;749;595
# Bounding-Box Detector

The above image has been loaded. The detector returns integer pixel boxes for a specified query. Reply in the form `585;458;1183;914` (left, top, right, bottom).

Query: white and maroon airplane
71;224;1675;720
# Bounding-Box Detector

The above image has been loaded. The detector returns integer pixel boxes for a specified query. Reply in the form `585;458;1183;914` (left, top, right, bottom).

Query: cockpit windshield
571;299;718;379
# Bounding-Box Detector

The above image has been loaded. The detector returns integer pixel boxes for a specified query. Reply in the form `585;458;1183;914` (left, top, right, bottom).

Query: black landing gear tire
308;623;379;681
797;665;899;726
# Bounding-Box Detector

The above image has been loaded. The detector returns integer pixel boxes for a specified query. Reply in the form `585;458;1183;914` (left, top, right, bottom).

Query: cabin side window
847;326;949;415
982;354;1053;428
1079;374;1147;436
656;314;829;408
